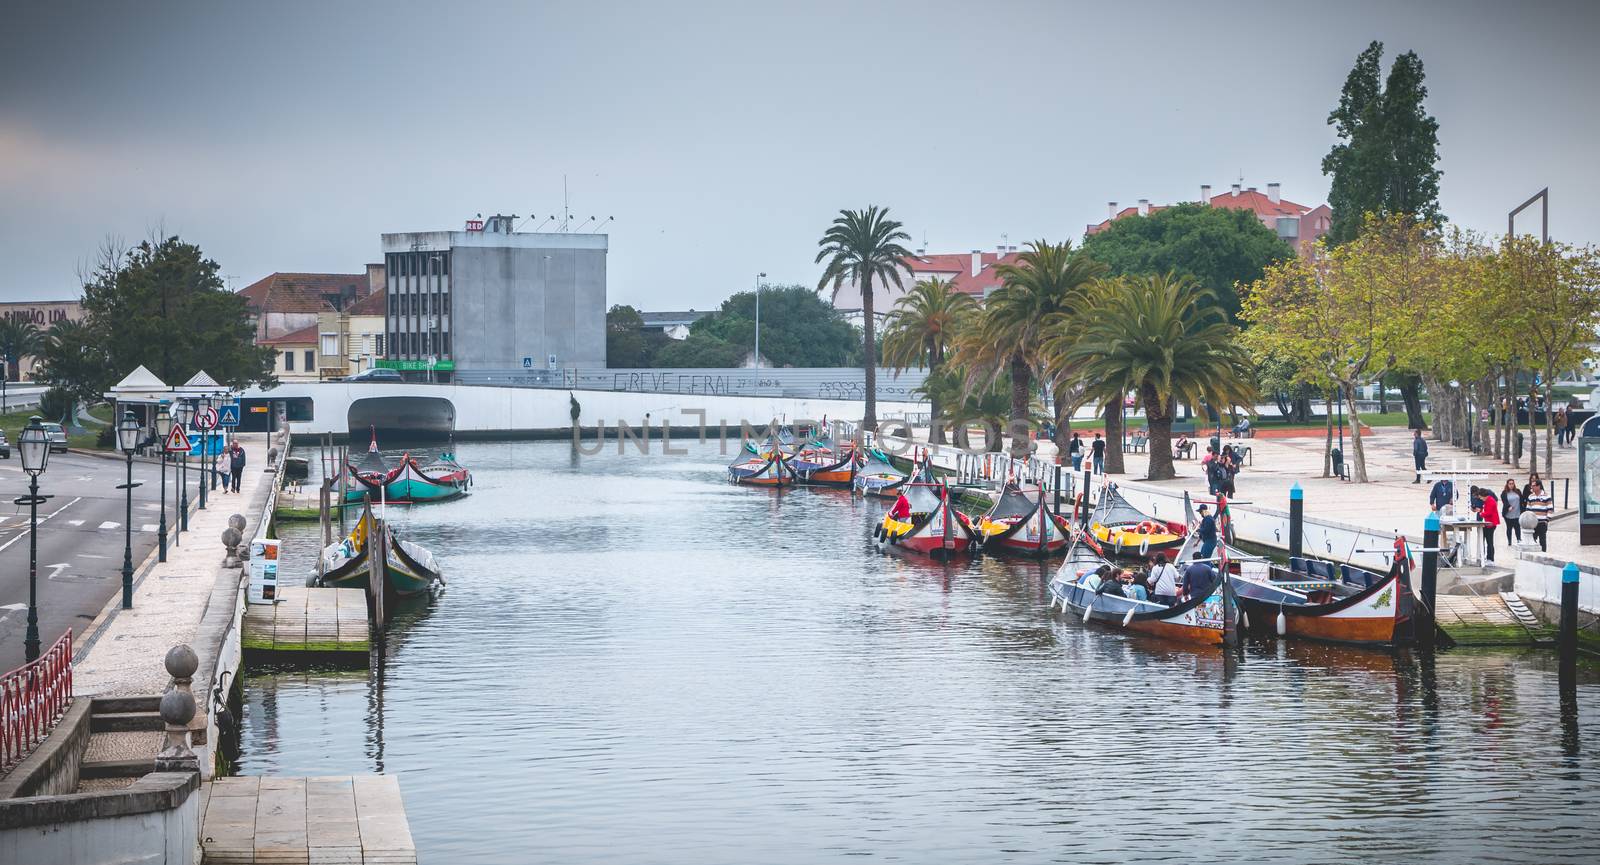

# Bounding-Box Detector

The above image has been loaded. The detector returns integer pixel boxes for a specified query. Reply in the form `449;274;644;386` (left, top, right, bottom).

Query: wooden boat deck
243;586;370;654
200;774;415;864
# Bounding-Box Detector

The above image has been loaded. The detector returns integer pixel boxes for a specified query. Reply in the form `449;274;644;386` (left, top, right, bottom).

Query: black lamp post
196;395;212;510
174;399;192;533
18;416;51;662
155;407;172;562
117;410;143;609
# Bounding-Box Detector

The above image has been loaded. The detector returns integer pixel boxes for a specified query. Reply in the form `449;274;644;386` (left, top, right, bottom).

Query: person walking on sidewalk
1069;433;1083;471
1501;479;1523;547
1474;487;1500;563
1526;480;1554;551
228;441;247;493
1412;429;1428;484
1091;433;1105;474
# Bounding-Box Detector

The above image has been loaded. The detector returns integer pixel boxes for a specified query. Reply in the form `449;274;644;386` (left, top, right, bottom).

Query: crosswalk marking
141;523;159;533
66;520;85;527
99;521;120;530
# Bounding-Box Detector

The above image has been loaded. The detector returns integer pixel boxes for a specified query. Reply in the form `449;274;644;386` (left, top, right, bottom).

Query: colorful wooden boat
852;448;932;498
384;454;471;502
975;483;1071;557
1230;554;1414;646
1085;483;1187;558
788;434;857;487
728;446;789;486
344;436;401;503
875;482;977;559
319;502;443;597
1048;539;1231;645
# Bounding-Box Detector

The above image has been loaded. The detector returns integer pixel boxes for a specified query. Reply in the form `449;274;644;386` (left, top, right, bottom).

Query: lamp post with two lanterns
18;417;52;662
117;411;144;609
155;407;172;562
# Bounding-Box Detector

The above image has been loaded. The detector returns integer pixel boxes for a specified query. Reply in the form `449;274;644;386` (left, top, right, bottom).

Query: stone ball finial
159;688;197;727
228;514;247;533
222;526;242;547
165;643;199;679
268;447;279;464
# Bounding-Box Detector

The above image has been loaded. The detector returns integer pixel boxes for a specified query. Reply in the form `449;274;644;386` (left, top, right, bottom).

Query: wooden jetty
200;774;416;864
1434;592;1551;647
242;585;370;654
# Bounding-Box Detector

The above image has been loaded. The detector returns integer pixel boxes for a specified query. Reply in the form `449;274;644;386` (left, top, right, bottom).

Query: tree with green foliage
1065;274;1256;480
1323;40;1443;245
653;285;861;369
959;240;1106;458
34;320;109;422
816;206;914;429
880;277;976;444
605;304;670;367
1079;203;1293;321
79;236;275;389
0;318;43;413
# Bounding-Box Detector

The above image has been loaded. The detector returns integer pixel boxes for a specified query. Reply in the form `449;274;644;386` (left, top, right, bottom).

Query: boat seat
1339;564;1371;589
1306;561;1334;580
1288;557;1309;574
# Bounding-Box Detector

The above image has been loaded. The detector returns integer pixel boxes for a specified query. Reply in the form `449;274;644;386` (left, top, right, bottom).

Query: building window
320;333;339;356
304;349;315;371
283;350;294;371
443;333;451;357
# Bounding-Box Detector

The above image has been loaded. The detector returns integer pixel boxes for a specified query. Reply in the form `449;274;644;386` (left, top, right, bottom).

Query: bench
1127;432;1148;453
1174;440;1196;460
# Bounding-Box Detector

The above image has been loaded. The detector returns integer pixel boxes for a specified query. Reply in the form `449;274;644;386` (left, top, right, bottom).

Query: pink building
828;245;1024;316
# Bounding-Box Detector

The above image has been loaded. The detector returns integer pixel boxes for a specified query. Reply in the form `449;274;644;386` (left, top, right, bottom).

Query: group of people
1067;433;1108;474
1553;407;1579;447
1201;446;1243;497
1079;552;1215;608
1428;471;1555;559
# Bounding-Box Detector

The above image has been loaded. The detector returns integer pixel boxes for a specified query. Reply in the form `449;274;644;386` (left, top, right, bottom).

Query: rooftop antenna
533;215;555;232
592;216;614;233
559;174;571;232
574;215;596;232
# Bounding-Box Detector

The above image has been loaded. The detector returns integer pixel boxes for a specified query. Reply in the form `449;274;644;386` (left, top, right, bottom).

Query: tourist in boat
889;493;912;521
1097;569;1126;598
1148;553;1180;606
1475;486;1500;564
1501;479;1523;546
1082;564;1111;593
1196;504;1218;560
1121;570;1150;602
1526;480;1554;551
1181;559;1215;601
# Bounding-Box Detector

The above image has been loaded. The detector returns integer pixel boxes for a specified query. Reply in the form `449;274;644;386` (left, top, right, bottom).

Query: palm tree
880;277;976;444
816;206;914;431
0;318;42;413
965;240;1106;457
1065;273;1257;480
918;369;1012;452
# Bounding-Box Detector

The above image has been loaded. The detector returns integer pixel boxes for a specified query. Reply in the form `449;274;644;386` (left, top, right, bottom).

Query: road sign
164;424;194;454
217;403;241;427
194;407;219;430
522;356;533;368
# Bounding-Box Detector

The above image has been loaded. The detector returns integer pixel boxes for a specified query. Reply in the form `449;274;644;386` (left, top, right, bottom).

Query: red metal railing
1;630;73;770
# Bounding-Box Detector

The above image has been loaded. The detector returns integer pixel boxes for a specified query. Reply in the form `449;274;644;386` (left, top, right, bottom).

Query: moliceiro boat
875;482;977;559
787;433;857;487
344;433;471;504
853;448;931;498
976;483;1070;557
728;444;789;487
320;500;443;598
1049;539;1238;646
1085;483;1187;558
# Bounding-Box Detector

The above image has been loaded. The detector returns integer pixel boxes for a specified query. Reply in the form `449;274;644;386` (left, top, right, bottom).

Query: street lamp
155;407;172;562
752;272;767;369
18;416;51;662
116;410;143;609
196;394;213;508
173;399;193;532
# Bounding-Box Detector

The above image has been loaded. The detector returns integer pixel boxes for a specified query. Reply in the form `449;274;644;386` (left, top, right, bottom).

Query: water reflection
240;439;1600;864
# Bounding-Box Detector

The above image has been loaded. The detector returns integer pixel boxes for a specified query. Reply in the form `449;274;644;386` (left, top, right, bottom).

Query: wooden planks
242;586;370;654
1435;594;1542;646
201;775;416;865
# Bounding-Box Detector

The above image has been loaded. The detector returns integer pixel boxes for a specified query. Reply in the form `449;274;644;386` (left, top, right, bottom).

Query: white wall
0;787;198;865
1514;554;1600;613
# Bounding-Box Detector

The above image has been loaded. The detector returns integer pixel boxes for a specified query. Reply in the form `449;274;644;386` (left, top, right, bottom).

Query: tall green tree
654;285;860;368
1322;40;1443;245
880;277;975;444
0;318;43;413
80;236;275;389
963;240;1106;457
1067;274;1257;481
1079;203;1293;321
816;206;914;430
605;304;669;367
34;320;109;420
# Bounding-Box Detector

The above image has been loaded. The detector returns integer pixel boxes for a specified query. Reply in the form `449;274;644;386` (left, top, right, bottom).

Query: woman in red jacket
1475;486;1500;564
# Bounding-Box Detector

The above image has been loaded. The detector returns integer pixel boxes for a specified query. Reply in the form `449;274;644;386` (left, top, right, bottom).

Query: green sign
375;358;455;371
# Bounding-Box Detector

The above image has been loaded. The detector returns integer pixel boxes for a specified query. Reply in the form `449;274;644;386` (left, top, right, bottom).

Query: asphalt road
0;451;234;670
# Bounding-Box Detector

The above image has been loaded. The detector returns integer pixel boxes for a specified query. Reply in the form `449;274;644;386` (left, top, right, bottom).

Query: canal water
242;439;1599;864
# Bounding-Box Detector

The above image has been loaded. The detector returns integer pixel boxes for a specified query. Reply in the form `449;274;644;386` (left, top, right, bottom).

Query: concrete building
639;310;708;340
0;299;84;380
828;245;1022;317
380;214;607;381
1085;181;1333;255
315;288;387;379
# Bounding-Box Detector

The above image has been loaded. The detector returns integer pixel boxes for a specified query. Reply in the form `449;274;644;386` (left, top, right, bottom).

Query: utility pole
752;272;767;369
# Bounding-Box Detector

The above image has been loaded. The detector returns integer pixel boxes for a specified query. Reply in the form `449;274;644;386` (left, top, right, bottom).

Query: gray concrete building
380;215;607;380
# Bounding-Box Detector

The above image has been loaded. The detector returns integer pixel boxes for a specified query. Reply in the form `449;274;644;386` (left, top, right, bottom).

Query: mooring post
1419;511;1440;649
1080;467;1093;529
1560;562;1580;660
1053;464;1062;512
1288;482;1304;561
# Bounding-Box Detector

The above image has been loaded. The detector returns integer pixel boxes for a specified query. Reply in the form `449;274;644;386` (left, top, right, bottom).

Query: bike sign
194;406;219;430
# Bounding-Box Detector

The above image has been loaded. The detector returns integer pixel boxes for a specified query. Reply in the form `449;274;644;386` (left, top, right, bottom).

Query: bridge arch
347;396;456;440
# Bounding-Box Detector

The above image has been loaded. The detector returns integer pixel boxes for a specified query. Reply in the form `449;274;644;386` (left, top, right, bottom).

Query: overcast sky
2;0;1595;309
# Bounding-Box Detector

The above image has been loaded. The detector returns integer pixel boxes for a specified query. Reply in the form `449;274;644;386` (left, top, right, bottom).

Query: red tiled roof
901;251;1024;296
259;322;319;346
346;287;387;316
238;272;371;314
1085;188;1324;235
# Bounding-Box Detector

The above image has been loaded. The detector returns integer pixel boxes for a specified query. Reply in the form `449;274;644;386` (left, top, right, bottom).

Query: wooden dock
243;586;370;654
201;774;416;864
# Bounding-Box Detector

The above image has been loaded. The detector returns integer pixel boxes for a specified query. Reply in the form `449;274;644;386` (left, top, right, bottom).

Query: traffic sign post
217;403;241;427
164;425;194;454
